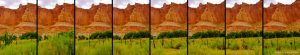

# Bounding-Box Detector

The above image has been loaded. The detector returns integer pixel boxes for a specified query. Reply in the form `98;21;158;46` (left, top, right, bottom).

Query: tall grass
76;39;112;55
113;38;149;55
38;31;74;55
0;40;36;55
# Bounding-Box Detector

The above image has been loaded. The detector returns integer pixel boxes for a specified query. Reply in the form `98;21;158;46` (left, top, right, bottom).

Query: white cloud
113;0;149;9
99;0;112;4
38;0;76;9
75;0;112;9
0;0;37;9
226;0;260;8
263;0;296;8
188;0;224;8
76;0;94;9
151;0;187;8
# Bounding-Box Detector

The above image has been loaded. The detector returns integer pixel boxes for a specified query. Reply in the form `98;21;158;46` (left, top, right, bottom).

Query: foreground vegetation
38;31;74;55
0;32;37;55
263;31;300;55
76;31;112;55
113;31;150;55
151;30;187;55
188;31;225;55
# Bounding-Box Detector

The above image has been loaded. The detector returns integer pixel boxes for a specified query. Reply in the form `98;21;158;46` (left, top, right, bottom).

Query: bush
113;35;121;40
0;33;17;45
226;31;261;38
89;31;112;39
157;30;187;39
123;31;150;39
20;32;37;40
264;30;300;38
191;30;224;38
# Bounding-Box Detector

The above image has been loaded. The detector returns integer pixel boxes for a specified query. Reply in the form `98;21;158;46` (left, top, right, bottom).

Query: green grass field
151;37;187;55
0;40;36;55
113;38;149;55
226;37;262;55
188;37;224;55
76;39;112;55
264;37;300;55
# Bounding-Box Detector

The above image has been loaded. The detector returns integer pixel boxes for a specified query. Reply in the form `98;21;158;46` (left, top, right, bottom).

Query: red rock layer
226;1;262;32
38;4;74;35
0;4;36;35
113;4;149;36
151;3;187;36
264;0;300;32
188;3;225;34
76;4;112;35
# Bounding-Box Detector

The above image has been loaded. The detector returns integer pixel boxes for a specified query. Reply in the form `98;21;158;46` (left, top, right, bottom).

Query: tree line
190;30;300;39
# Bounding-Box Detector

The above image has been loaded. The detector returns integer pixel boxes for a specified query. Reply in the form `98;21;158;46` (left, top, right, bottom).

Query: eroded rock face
264;0;300;31
188;3;225;34
226;1;262;32
0;8;21;26
0;4;36;34
113;4;149;36
151;3;187;35
94;4;112;24
76;4;112;35
37;4;75;34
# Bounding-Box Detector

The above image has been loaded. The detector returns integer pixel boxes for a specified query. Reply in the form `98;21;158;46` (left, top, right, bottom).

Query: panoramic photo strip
0;0;37;55
113;0;150;55
226;0;263;55
188;0;225;55
151;0;187;55
75;0;112;55
0;0;300;55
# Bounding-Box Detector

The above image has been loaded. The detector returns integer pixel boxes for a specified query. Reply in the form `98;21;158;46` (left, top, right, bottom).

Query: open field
76;39;112;55
226;37;262;55
113;38;149;55
264;37;300;55
188;37;224;55
0;40;36;55
151;38;187;55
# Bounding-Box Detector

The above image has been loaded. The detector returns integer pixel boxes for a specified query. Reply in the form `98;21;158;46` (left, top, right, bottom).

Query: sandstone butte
76;4;112;36
0;4;36;36
113;4;149;36
188;3;225;36
264;0;300;32
1;1;299;36
226;1;262;32
151;3;187;36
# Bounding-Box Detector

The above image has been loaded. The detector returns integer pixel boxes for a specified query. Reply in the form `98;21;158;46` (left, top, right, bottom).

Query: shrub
0;33;17;45
157;30;187;39
191;30;224;38
123;31;150;39
89;31;112;39
20;32;37;40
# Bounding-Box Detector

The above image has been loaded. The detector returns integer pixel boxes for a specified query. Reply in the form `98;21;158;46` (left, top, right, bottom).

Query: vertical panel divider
111;0;114;55
262;0;264;55
36;0;39;55
149;0;151;55
224;0;227;55
186;0;189;55
73;0;76;55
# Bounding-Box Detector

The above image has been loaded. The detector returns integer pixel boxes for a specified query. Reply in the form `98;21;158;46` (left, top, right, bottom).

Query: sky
188;0;224;8
263;0;296;8
226;0;260;8
0;0;296;9
151;0;187;8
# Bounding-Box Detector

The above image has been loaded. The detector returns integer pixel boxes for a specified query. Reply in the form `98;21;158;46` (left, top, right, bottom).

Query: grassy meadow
0;32;37;55
151;30;187;55
188;31;225;55
113;31;150;55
